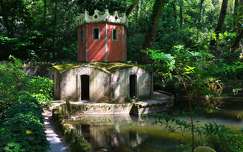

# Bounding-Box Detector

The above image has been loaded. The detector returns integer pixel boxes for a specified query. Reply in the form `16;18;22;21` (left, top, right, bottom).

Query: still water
68;113;243;152
70;115;184;152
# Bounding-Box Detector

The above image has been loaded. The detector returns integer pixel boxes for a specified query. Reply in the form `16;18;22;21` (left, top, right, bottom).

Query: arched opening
81;75;90;100
129;74;137;98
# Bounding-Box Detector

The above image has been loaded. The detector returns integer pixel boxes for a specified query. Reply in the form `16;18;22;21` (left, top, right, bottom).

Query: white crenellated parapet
76;9;127;26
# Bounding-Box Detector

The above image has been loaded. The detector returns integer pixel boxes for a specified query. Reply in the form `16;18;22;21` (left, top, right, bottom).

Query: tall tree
179;0;183;28
43;0;47;26
231;0;242;50
210;0;228;53
142;0;165;49
172;0;177;25
215;0;228;35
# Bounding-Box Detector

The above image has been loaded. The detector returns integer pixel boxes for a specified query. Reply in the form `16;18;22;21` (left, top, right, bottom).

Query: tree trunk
53;0;57;58
231;0;242;50
43;0;47;25
179;0;183;28
233;0;239;27
196;0;205;39
210;0;228;53
126;0;140;16
172;0;177;25
215;0;228;34
142;0;165;49
232;29;243;51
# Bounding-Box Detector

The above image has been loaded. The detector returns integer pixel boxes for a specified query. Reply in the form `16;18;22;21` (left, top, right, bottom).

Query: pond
68;115;185;152
67;111;243;152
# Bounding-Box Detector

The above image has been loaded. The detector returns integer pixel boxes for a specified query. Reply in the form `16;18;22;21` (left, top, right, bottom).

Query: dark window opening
81;75;89;100
129;75;137;98
80;30;83;41
112;29;117;40
93;28;99;40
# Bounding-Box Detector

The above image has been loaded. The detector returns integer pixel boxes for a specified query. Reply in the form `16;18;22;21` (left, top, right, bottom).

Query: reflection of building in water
74;123;145;152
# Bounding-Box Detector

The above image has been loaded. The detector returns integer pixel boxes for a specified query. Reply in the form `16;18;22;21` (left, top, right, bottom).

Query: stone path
42;109;69;152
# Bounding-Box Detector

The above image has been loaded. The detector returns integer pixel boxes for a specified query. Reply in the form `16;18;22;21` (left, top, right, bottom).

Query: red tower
77;10;127;62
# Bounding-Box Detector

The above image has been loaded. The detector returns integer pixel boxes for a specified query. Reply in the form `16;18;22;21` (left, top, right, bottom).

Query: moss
52;63;81;72
52;62;136;73
194;146;216;152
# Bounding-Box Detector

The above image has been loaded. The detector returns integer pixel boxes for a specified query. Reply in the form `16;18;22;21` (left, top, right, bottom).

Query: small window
93;28;99;40
112;29;117;40
80;30;83;41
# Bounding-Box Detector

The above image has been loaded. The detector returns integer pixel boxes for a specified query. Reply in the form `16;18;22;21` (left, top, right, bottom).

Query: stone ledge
50;92;174;116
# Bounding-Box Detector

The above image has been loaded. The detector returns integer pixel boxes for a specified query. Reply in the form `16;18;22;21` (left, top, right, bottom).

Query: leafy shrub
25;76;53;106
0;56;53;108
0;100;48;152
147;45;216;97
0;57;51;152
203;123;243;152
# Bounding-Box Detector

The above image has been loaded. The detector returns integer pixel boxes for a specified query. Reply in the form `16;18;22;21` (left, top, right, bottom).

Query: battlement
76;9;127;25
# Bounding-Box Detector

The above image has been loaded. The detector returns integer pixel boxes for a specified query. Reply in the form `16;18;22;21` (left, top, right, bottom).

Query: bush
203;123;243;152
0;100;48;152
25;76;53;106
0;57;51;152
0;56;53;109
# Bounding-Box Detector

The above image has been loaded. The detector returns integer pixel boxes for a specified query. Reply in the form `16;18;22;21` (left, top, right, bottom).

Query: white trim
76;9;127;26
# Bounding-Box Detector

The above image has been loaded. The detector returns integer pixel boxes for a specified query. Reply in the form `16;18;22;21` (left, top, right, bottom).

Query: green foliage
0;57;53;107
148;45;216;97
0;57;52;152
203;123;243;152
0;56;27;107
0;101;48;152
153;114;243;152
25;76;53;105
148;48;175;71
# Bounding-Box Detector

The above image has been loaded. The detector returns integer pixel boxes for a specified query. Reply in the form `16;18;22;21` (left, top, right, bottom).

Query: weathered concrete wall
89;69;110;102
55;66;111;101
112;66;152;102
53;72;60;99
60;69;78;100
53;65;152;103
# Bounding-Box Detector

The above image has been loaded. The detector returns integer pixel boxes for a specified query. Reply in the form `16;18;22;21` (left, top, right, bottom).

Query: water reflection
69;112;243;152
71;115;181;152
